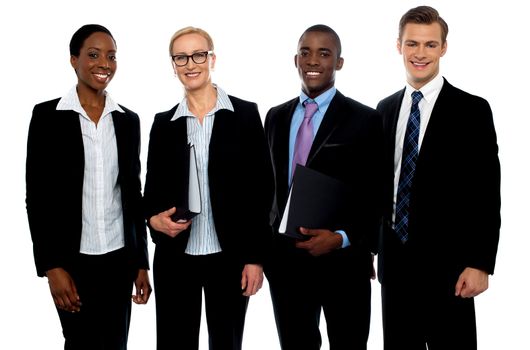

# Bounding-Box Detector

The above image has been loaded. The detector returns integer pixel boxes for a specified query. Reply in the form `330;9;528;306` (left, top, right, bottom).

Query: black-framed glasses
171;51;213;67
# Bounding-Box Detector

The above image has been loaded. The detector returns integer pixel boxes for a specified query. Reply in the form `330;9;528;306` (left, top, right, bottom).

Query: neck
186;84;217;122
77;84;106;108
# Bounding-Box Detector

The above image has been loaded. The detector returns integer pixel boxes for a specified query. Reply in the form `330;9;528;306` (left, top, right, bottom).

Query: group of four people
26;5;500;350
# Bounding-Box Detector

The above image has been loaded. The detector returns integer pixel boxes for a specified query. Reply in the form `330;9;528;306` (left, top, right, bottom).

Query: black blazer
143;96;273;265
376;79;501;284
265;90;384;255
26;98;149;277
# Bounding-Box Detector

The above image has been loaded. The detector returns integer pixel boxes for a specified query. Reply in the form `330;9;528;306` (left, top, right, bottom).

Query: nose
414;45;426;59
99;56;111;69
306;52;320;66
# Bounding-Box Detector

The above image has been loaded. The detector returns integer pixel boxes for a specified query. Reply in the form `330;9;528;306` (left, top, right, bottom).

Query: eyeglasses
171;51;213;67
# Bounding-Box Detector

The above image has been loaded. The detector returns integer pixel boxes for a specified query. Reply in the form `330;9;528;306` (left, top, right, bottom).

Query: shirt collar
298;86;336;109
171;85;234;121
405;74;444;104
56;86;124;120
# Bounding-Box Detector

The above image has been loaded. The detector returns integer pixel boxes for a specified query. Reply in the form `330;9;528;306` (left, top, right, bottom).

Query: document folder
279;164;348;239
171;144;202;221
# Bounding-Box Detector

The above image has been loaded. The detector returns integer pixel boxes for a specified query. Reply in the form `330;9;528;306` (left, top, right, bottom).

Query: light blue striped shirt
171;86;234;255
57;86;125;255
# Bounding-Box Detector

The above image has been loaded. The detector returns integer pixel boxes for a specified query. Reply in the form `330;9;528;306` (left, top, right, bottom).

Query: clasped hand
149;207;192;237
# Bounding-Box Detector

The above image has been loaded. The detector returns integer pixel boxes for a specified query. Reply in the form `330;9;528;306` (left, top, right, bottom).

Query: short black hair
299;24;342;58
69;24;115;57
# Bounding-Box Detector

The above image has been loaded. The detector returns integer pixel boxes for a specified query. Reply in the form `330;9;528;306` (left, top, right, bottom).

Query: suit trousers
266;239;372;350
56;248;134;350
153;248;249;350
380;235;477;350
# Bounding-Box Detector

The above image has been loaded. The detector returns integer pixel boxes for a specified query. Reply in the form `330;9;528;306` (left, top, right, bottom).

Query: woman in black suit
26;24;151;350
143;26;273;350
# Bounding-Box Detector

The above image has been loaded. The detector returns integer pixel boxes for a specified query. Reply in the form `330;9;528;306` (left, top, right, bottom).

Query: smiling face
70;31;116;93
171;33;215;93
295;31;343;99
397;22;447;90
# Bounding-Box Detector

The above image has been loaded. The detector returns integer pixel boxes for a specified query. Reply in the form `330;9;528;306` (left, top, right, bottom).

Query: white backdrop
1;0;528;349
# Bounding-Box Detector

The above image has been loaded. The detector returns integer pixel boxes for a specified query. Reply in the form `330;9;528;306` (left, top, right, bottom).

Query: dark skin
292;31;345;256
47;32;152;313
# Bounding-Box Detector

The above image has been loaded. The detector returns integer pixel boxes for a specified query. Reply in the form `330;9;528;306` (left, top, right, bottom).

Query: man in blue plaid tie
376;6;501;350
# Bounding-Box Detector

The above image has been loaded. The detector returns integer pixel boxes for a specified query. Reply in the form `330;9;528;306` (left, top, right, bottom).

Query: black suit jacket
143;96;273;265
26;98;149;277
265;90;383;257
376;79;501;285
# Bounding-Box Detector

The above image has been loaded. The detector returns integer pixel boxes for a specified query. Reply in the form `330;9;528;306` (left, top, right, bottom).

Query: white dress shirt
392;74;444;223
57;86;125;255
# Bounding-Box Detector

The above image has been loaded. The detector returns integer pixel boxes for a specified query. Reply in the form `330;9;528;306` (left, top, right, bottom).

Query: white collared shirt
171;85;234;255
57;86;125;255
393;74;444;222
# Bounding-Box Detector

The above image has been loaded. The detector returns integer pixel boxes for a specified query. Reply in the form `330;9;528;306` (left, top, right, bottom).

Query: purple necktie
292;100;318;179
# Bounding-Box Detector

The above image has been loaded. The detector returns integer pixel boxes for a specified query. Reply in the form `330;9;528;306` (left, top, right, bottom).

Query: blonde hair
168;26;214;55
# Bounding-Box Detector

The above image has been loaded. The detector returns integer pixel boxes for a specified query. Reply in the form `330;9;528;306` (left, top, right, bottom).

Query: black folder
279;164;348;239
170;144;202;221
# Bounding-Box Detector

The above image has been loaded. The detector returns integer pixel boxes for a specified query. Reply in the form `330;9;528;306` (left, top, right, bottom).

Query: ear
396;38;402;55
209;53;216;70
70;55;78;71
440;40;448;57
335;57;344;71
294;54;298;69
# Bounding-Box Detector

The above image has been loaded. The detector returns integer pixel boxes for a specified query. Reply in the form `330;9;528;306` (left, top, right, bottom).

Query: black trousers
380;234;477;350
153;248;249;350
266;242;372;350
56;248;134;350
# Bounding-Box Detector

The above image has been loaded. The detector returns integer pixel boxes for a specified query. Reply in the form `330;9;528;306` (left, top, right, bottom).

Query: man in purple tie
264;24;384;350
376;6;501;350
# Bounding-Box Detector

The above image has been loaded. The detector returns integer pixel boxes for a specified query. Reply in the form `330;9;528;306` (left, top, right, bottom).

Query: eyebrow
86;47;117;53
299;47;333;53
404;40;440;45
172;49;209;55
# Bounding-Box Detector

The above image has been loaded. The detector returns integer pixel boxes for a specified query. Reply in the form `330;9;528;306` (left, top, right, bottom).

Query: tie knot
411;90;423;106
303;100;318;119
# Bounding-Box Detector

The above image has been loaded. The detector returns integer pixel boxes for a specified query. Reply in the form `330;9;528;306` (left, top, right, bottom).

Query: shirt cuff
335;230;350;249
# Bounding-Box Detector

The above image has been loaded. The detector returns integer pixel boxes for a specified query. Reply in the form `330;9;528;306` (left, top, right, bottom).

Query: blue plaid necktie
395;90;423;243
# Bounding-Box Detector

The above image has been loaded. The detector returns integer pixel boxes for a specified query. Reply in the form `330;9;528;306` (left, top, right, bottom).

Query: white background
1;0;528;349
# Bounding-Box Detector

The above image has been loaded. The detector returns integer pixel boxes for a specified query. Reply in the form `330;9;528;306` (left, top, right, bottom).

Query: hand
295;228;342;256
149;207;192;237
455;267;489;298
46;267;82;312
241;264;264;297
132;269;152;304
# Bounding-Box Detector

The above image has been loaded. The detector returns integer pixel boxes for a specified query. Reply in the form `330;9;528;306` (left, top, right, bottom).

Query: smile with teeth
306;71;321;76
412;62;428;68
186;72;200;77
94;73;111;79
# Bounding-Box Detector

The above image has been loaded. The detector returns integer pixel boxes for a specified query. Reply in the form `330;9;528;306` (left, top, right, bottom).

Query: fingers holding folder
149;207;192;238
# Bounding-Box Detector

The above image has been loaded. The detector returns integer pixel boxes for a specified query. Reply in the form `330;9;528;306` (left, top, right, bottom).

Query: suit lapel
387;89;406;153
416;79;452;168
270;99;297;214
306;91;343;166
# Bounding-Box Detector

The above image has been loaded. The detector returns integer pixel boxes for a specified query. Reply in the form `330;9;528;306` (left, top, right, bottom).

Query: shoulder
153;104;180;123
32;98;61;115
376;89;404;111
117;104;139;120
441;80;489;106
227;95;258;112
265;97;298;120
338;92;377;114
